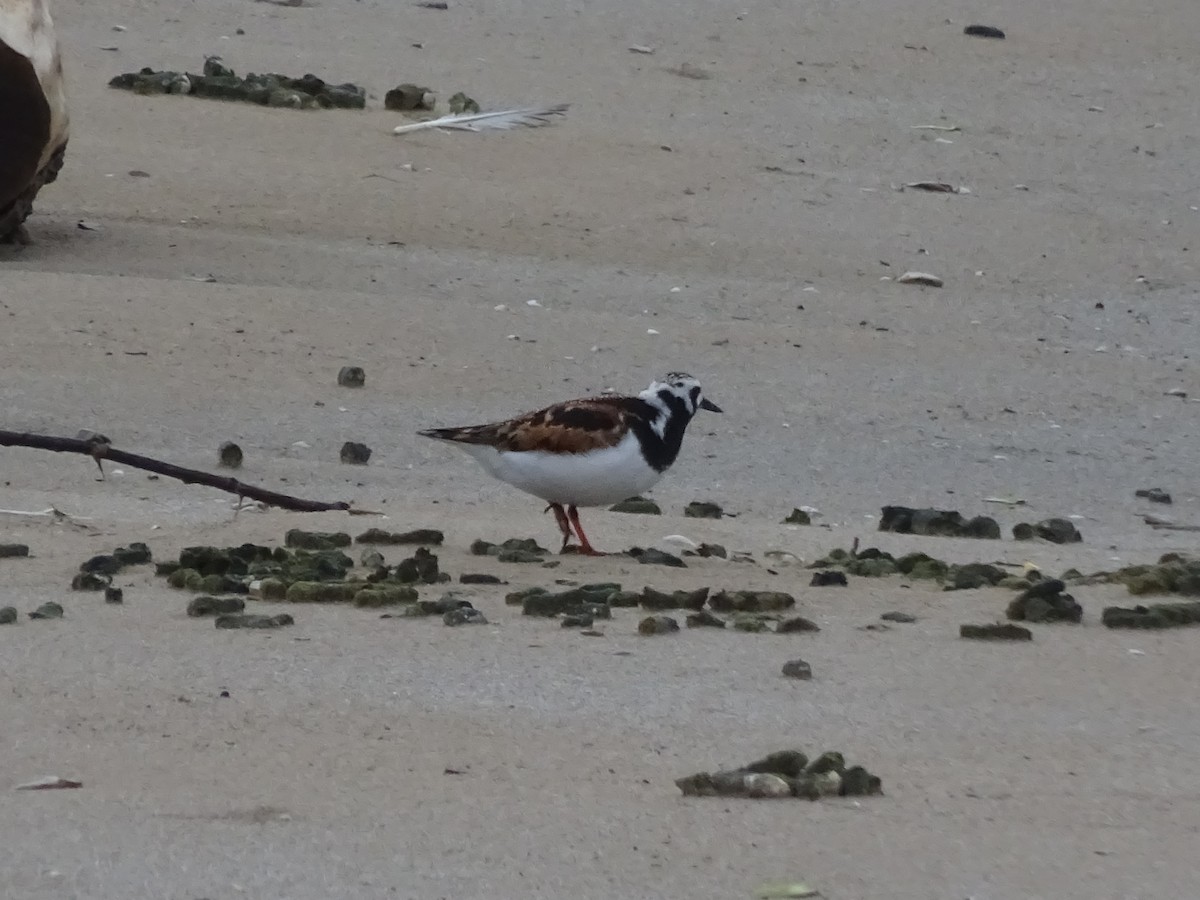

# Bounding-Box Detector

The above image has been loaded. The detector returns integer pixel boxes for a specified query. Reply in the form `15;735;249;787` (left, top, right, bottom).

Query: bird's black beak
699;398;723;413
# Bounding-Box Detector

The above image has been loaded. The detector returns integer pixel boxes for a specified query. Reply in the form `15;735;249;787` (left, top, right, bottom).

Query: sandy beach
2;0;1199;897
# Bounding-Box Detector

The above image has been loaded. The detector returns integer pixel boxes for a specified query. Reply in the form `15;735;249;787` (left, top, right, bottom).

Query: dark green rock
638;614;679;634
609;496;662;515
840;765;883;796
72;572;110;591
1006;579;1083;623
783;508;811;525
187;595;246;617
946;563;1007;591
880;611;917;623
215;613;294;629
897;552;949;578
80;554;121;576
608;590;642;607
113;543;152;566
640;586;708;610
684;501;724;519
686;543;728;559
777;615;820;633
709;590;795;613
384;83;435;111
353;585;419;607
745;750;809;778
29;602;64;620
447;91;480;114
472;537;548;557
731;614;772;632
1034;517;1083;544
0;606;16;624
686;609;726;628
356;527;445;545
104;587;124;604
460;573;502;585
1012;522;1035;541
285;581;360;603
806;751;845;775
810;570;848;587
285;529;352;551
337;365;366;387
394;548;440;584
628;547;686;568
844;557;897;577
1102;601;1200;629
561;613;594;628
781;658;812;679
960;622;1033;640
444;607;487;626
340;442;372;465
497;548;545;564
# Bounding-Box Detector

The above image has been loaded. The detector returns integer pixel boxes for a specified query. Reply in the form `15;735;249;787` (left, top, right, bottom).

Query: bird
417;372;722;555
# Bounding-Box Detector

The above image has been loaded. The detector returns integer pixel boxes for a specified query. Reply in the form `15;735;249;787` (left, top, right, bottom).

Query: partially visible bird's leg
566;505;602;556
546;502;574;552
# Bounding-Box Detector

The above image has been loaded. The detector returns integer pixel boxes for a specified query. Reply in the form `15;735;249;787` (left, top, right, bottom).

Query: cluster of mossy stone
155;529;448;609
109;57;366;109
676;749;882;801
506;581;814;633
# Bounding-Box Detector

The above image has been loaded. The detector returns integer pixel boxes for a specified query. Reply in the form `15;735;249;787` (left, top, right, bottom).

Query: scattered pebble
684;500;724;519
686;609;726;628
963;24;1006;39
28;602;64;620
879;505;1000;539
340;441;372;465
1103;601;1200;629
443;607;487;626
809;570;848;587
0;607;17;624
1136;487;1173;505
781;658;813;679
215;613;294;629
777;615;821;634
960;623;1032;641
782;508;811;525
0;544;30;558
1007;579;1083;623
357;528;444;546
706;590;793;613
676;749;881;800
609;496;662;515
459;573;502;585
880;611;917;623
627;547;686;568
110;57;366;109
337;366;366;387
285;529;351;551
1015;517;1083;544
560;613;594;628
638;614;680;635
384;83;436;111
187;595;246;617
217;441;243;468
104;587;124;604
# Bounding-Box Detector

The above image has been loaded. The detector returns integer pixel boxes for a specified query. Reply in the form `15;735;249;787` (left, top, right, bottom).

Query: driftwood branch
0;430;356;513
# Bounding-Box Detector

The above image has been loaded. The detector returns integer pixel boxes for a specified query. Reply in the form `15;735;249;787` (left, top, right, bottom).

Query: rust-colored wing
419;396;650;454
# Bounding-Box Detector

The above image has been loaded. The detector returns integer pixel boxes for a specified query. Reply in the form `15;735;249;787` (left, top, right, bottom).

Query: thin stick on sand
0;430;365;514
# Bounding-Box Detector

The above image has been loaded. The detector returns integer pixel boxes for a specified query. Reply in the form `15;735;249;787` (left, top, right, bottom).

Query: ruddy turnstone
418;373;722;555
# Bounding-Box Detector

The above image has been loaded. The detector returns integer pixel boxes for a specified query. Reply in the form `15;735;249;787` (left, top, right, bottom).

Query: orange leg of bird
546;503;574;552
566;504;602;556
